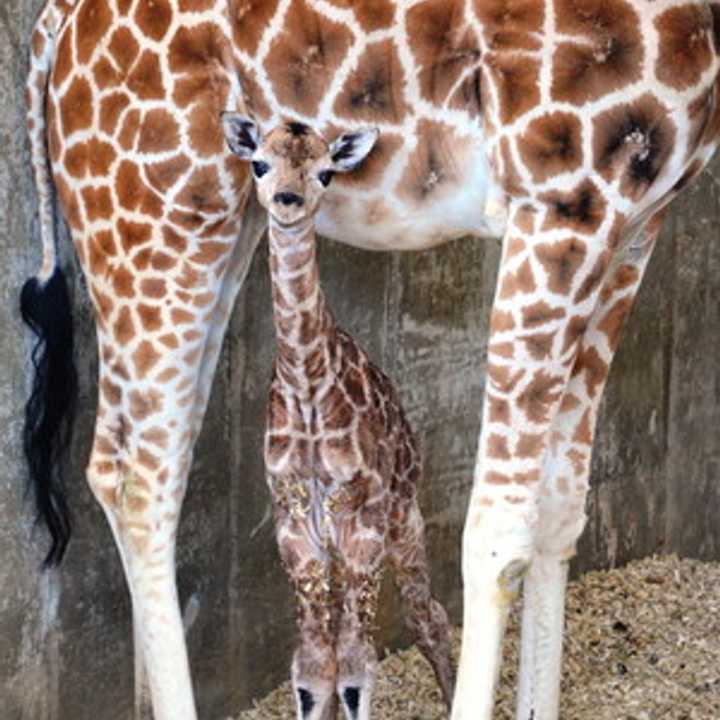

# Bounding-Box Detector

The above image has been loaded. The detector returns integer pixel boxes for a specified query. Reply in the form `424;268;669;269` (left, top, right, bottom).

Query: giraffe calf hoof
297;687;315;717
341;686;360;718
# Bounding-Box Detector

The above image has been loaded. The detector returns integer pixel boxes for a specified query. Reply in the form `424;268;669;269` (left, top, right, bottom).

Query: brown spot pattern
521;300;566;328
475;0;545;45
100;93;131;135
138;109;180;154
572;346;608;398
334;40;409;123
60;76;93;136
81;186;113;221
132;341;162;378
326;0;396;30
499;258;536;299
655;5;713;91
109;27;140;73
539;180;607;234
592;94;676;201
598;296;634;351
517;112;583;183
552;30;642;105
485;52;541;124
230;0;281;56
135;0;173;41
517;371;563;424
534;238;587;295
113;307;136;344
76;0;113;64
407;0;480;103
487;433;511;459
264;1;353;115
128;50;165;100
398;120;461;203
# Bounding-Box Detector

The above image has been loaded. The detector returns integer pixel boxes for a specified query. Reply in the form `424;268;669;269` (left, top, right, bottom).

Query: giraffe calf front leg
275;516;339;720
292;633;338;720
335;570;381;720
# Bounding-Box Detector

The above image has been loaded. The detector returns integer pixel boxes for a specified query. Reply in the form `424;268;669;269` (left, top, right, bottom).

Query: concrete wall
2;3;720;719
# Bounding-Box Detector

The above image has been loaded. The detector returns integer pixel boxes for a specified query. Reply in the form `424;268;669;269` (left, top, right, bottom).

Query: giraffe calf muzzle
275;191;305;207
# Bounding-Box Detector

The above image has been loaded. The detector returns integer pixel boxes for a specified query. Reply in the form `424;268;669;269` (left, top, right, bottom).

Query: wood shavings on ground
236;556;720;720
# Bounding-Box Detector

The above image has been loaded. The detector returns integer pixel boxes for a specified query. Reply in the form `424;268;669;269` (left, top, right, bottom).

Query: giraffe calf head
221;113;378;226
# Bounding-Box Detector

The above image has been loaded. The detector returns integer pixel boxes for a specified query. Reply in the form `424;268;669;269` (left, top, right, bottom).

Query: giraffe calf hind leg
404;591;455;708
389;501;455;708
334;567;382;720
335;624;377;720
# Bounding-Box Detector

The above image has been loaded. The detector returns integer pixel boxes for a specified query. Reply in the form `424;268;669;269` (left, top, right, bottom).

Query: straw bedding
236;555;720;720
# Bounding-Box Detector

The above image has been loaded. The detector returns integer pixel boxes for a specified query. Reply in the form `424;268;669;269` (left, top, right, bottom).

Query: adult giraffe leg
452;200;624;720
24;2;257;715
188;194;266;441
118;193;264;720
97;490;154;719
120;195;262;720
75;181;257;719
515;218;662;720
86;362;198;720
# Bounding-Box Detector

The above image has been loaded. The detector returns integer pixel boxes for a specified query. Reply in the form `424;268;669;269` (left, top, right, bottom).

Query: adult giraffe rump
21;1;720;720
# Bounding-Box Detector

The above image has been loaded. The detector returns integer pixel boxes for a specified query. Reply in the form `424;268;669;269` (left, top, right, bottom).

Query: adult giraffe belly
313;122;502;251
231;0;502;250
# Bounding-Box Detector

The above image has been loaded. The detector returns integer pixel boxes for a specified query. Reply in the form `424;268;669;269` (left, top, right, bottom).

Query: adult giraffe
21;0;720;719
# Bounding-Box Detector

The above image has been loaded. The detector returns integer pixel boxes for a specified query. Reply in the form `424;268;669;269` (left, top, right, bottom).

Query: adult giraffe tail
20;0;77;567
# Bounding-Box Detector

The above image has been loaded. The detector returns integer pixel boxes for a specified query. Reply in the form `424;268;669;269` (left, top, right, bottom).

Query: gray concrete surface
2;3;720;719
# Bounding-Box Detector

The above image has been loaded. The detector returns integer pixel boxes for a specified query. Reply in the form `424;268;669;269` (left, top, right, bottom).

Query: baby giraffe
222;114;454;720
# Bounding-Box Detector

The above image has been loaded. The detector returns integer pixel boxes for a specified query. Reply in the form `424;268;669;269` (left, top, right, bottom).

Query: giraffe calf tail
20;0;77;568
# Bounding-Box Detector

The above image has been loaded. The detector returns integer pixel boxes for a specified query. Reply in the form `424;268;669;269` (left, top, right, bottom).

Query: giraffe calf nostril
274;191;304;207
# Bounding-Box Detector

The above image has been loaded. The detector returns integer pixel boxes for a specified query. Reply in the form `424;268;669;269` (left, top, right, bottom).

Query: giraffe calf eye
318;170;334;187
252;161;270;178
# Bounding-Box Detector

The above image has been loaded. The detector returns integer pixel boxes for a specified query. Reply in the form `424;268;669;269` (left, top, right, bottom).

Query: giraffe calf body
222;115;454;720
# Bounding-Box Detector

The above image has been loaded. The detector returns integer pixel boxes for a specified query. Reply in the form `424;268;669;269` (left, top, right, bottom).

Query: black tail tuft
20;267;77;567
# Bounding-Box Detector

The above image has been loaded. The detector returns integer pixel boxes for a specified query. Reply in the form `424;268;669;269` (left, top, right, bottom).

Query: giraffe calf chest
264;366;413;481
264;351;421;531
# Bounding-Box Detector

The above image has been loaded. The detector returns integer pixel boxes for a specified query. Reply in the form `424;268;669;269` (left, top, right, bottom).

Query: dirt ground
235;555;720;720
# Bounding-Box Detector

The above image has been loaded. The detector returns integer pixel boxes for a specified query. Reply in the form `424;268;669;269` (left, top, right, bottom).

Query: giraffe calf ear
329;128;379;172
221;112;261;160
